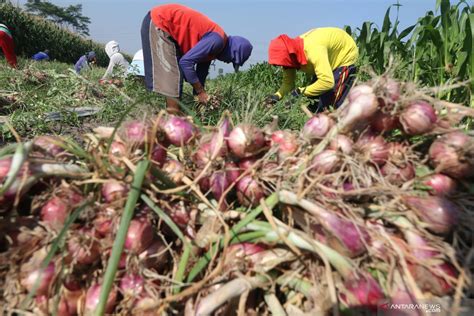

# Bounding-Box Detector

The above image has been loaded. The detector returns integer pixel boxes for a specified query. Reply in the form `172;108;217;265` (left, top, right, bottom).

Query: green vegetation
347;0;473;105
0;2;109;65
0;0;472;144
25;0;91;36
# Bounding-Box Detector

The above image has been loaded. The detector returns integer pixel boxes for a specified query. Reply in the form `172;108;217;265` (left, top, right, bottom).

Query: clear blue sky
15;0;451;73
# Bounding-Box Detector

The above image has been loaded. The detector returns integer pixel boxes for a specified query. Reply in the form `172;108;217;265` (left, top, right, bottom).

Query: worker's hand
196;91;210;104
264;94;280;106
291;88;303;98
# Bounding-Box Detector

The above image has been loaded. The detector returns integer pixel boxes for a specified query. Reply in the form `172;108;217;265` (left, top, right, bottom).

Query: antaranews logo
378;298;474;316
378;300;442;315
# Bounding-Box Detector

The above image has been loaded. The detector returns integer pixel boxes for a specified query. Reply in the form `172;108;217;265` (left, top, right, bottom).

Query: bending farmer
75;51;97;74
102;41;129;80
0;23;17;68
141;4;253;113
32;50;50;61
266;27;358;113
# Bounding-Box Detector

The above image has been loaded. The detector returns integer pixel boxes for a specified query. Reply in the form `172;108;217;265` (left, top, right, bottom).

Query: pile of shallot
1;76;473;316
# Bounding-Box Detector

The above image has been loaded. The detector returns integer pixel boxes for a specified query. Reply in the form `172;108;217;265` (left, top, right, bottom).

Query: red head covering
268;34;307;68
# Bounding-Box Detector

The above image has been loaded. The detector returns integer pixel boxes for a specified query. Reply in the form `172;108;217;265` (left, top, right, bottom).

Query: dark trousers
308;65;357;113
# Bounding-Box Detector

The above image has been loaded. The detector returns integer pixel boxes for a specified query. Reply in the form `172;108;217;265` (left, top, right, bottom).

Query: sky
14;0;449;74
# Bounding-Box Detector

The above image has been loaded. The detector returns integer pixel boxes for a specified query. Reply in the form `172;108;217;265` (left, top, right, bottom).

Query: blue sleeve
75;56;86;73
33;52;48;60
179;32;224;84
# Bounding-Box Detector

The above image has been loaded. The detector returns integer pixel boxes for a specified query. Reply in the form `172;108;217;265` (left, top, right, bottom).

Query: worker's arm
275;68;296;99
196;61;212;90
300;46;334;97
179;32;225;86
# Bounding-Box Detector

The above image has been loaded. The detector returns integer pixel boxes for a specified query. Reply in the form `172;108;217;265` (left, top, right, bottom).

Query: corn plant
349;0;473;106
0;2;110;66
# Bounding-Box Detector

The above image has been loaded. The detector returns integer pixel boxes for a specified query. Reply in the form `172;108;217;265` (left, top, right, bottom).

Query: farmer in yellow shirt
266;27;358;112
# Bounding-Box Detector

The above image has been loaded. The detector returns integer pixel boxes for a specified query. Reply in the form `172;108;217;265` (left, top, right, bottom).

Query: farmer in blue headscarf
74;51;97;74
32;50;50;61
141;4;253;113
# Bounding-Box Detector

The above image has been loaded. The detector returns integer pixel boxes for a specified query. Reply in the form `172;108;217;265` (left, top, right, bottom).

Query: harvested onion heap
1;76;473;316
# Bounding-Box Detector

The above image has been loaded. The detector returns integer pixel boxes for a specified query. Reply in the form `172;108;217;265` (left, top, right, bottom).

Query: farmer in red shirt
141;4;253;114
0;23;17;68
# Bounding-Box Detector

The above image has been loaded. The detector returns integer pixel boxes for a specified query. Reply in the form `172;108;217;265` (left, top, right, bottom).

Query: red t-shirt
150;4;226;54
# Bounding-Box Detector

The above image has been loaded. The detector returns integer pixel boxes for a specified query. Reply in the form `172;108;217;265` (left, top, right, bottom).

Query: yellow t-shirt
276;27;358;98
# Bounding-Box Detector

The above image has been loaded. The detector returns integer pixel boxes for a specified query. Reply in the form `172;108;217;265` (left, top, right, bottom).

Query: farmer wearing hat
75;51;97;74
0;23;17;68
266;27;358;112
141;3;253;114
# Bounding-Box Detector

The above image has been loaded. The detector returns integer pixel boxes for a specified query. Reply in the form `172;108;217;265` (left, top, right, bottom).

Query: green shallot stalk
246;220;353;278
94;160;149;316
186;193;279;282
276;275;314;298
195;274;271;316
0;141;31;195
264;292;287;316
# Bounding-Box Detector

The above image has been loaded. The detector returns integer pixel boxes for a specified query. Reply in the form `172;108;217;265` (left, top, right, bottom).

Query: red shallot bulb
102;181;128;203
139;239;169;271
357;135;389;165
348;85;374;103
310;149;340;174
151;144;167;167
238;157;258;171
429;132;474;178
85;284;118;314
120;273;144;296
123;120;149;145
40;196;69;227
270;130;298;161
227;124;265;158
422;174;457;196
408;262;458;296
385;78;401;103
94;208;116;237
125;218;154;253
210;171;231;202
370;110;400;133
162;159;184;184
381;162;415;186
21;263;56;296
193;137;226;168
342;86;378;128
33;136;65;157
400;101;437;135
166;202;190;228
302;114;334;140
163;116;196;147
318;212;370;258
0;157;12;181
341;272;385;310
67;232;101;265
225;162;241;184
197;171;211;193
236;176;265;207
328;135;353;154
108;141;127;165
402;195;460;234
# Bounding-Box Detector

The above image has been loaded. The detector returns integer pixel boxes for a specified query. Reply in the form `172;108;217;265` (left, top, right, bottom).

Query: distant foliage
0;2;109;66
25;0;91;36
346;0;473;105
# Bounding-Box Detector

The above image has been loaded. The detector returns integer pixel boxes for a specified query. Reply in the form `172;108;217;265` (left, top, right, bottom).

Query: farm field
1;1;474;316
